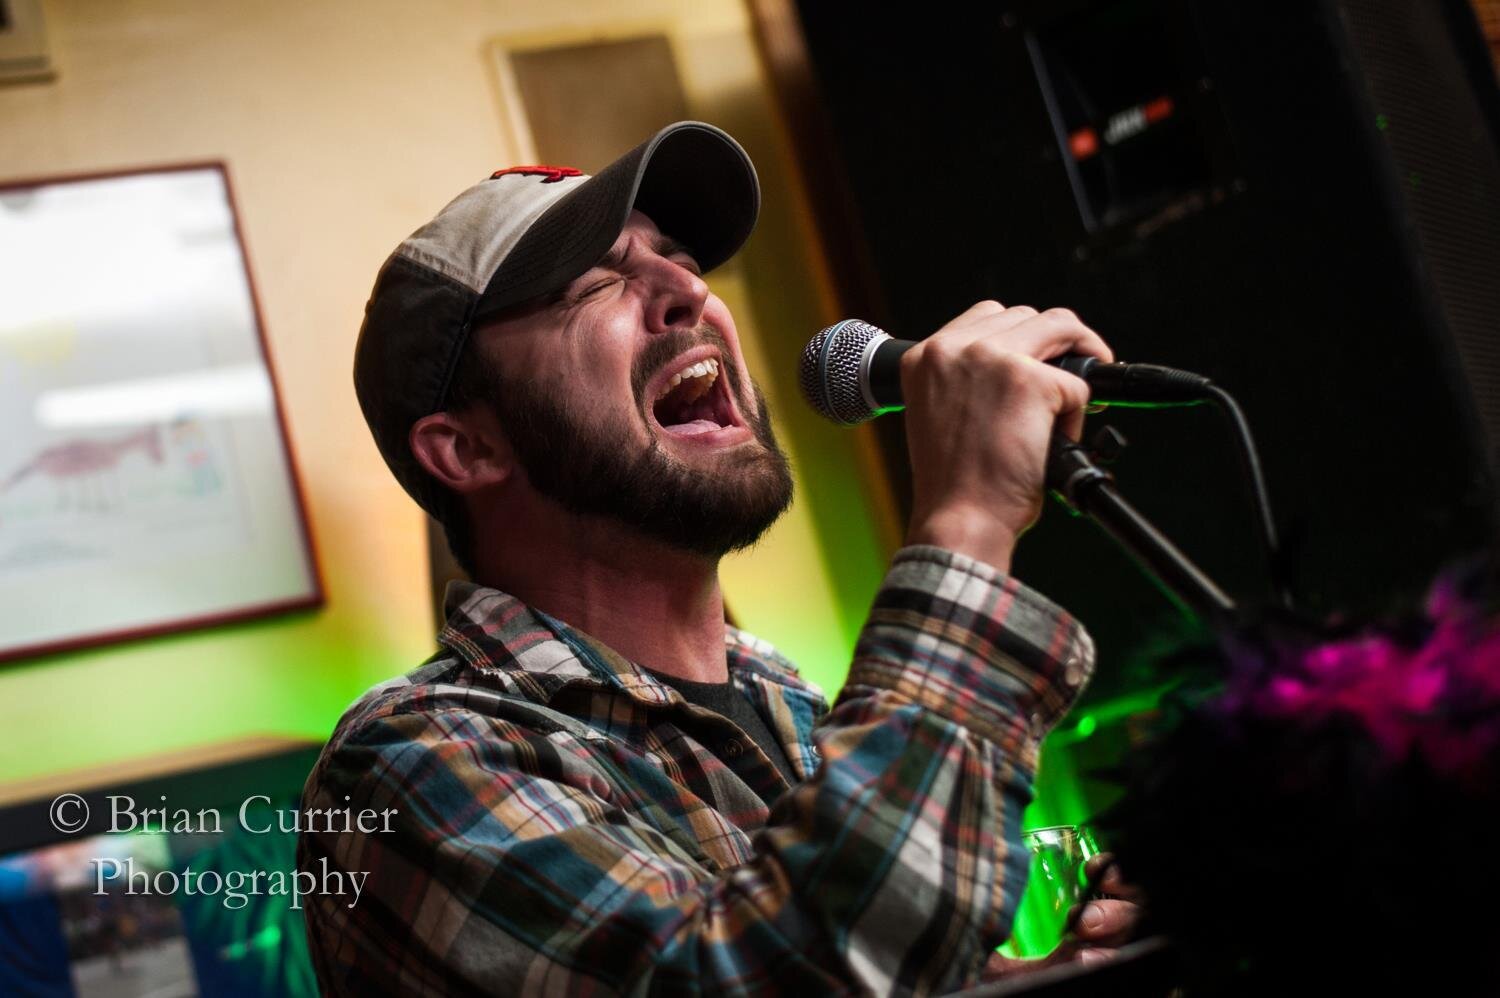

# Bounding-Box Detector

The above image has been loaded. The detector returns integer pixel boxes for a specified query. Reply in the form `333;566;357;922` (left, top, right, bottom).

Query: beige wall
0;0;890;785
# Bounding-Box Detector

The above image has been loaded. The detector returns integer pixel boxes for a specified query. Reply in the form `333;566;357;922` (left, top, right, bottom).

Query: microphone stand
1047;432;1238;628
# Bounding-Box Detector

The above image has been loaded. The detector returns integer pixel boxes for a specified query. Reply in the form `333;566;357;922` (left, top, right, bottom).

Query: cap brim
472;121;760;324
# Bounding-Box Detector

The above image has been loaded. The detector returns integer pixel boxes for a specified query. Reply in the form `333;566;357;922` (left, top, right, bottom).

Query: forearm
839;546;1094;951
848;546;1093;776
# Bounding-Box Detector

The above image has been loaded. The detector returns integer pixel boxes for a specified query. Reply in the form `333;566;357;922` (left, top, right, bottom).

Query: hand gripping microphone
796;317;1244;624
798;318;1213;425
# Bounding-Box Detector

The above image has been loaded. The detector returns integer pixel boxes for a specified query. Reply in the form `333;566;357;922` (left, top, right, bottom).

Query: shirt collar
438;579;811;708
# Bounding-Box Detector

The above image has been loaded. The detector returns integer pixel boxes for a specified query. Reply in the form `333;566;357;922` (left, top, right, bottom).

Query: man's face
463;210;793;557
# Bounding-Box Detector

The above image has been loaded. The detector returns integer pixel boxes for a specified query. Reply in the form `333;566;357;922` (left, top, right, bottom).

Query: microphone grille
799;319;883;425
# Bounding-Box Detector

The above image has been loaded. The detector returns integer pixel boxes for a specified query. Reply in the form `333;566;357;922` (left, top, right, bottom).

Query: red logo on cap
490;165;583;184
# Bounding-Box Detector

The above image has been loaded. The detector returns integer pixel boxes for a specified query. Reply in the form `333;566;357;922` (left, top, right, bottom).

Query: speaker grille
1338;0;1500;472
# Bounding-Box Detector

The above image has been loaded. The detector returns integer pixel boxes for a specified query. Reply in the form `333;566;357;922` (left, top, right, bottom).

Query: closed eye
571;277;619;302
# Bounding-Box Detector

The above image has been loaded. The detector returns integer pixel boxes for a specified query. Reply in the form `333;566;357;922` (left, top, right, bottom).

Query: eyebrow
653;234;695;261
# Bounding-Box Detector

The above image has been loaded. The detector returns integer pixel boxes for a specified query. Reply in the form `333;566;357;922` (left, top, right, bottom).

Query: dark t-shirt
646;670;799;790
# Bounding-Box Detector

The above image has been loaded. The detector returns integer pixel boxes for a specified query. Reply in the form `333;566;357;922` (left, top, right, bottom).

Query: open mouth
649;354;741;437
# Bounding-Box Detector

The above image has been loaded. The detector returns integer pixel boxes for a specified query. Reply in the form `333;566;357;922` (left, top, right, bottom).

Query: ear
409;408;514;495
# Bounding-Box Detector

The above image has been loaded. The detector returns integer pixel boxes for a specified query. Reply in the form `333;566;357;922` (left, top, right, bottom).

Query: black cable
1065;359;1288;611
1202;384;1291;609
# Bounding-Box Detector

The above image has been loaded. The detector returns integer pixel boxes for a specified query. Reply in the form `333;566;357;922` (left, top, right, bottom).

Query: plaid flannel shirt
298;546;1094;996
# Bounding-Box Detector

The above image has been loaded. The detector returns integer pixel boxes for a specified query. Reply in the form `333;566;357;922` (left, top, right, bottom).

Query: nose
643;257;709;335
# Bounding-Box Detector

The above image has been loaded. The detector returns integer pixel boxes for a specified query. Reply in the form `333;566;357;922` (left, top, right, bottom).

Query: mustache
630;325;742;405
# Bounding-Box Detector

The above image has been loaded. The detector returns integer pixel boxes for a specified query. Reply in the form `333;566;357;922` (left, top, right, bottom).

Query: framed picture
0;163;322;663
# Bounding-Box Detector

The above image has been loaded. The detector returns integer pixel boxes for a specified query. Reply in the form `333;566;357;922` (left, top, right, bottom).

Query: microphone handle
867;338;1099;410
866;337;914;410
865;336;1208;410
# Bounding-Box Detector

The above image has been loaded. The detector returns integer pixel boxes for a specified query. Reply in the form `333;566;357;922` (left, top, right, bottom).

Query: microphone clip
1048;426;1127;513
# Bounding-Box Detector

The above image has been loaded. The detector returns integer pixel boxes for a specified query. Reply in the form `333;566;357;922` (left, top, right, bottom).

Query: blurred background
0;0;1497;991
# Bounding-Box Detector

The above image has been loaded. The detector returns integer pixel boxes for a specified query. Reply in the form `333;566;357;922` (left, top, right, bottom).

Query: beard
480;328;794;559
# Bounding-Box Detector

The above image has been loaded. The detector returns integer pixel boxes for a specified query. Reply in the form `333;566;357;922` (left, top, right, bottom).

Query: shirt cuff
846;544;1095;768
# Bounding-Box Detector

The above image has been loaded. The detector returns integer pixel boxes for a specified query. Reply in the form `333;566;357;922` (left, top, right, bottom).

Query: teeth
657;358;719;399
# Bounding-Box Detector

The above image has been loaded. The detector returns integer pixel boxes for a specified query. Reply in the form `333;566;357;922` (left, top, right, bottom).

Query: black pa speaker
794;0;1500;695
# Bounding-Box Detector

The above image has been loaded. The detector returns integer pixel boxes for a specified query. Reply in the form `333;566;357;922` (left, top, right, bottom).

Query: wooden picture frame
0;163;323;663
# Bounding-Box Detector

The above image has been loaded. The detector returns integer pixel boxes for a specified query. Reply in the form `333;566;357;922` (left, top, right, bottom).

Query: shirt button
723;738;744;759
1030;711;1047;739
1063;652;1087;689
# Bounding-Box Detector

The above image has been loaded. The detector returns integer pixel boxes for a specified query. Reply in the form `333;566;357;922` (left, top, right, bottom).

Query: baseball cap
353;120;761;515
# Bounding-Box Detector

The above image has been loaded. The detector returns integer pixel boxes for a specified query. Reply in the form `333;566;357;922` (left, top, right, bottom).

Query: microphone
798;318;1213;425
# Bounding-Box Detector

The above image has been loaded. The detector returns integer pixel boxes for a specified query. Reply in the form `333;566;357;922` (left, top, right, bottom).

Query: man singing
299;121;1128;994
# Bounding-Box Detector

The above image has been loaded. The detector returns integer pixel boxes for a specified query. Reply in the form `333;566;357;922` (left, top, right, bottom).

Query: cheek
703;297;756;395
543;311;639;397
568;332;656;443
590;307;646;375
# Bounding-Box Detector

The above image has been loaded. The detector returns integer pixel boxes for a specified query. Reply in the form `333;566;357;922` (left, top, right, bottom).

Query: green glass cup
1006;824;1102;957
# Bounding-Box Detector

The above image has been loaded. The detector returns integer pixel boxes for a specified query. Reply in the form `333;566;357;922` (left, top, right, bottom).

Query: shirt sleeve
298;545;1094;996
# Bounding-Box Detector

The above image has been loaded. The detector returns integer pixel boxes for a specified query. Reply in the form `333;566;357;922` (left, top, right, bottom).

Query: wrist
905;505;1020;573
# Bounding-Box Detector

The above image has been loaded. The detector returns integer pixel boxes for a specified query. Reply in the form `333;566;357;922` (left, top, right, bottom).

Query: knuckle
1044;306;1080;325
1061;379;1091;409
959;337;1002;362
984;350;1031;387
898;347;918;373
924;339;961;366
